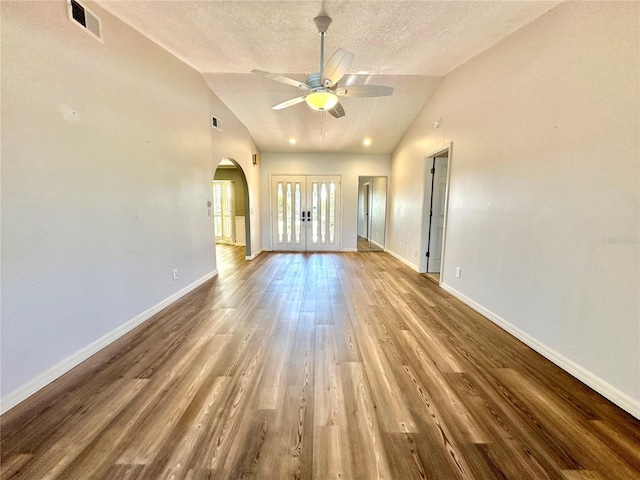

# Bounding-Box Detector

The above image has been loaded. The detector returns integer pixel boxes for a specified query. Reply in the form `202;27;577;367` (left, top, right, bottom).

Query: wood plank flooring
2;245;640;479
357;235;384;252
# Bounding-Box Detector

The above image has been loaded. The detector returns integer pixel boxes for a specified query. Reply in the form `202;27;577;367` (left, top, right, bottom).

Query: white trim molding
340;248;358;252
440;282;640;420
385;249;421;272
0;270;218;414
245;249;263;261
371;240;385;251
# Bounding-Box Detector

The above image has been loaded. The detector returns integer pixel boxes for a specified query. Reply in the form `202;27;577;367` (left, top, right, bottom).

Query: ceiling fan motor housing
314;15;332;34
306;72;322;89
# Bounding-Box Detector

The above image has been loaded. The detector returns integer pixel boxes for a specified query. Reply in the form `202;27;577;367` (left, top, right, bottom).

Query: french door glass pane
320;183;327;243
277;182;284;243
329;182;335;243
294;183;301;243
286;182;292;243
312;183;318;243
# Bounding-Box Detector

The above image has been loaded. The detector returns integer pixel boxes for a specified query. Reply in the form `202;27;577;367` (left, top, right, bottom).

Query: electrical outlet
455;267;461;278
413;249;418;258
172;268;179;280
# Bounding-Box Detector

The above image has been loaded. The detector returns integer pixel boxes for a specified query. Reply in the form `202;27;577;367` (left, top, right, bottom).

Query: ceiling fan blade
272;95;308;110
336;85;394;97
321;48;353;87
328;102;345;119
252;70;311;91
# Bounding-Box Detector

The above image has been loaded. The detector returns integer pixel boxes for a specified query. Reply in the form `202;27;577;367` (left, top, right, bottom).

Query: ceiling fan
252;15;393;118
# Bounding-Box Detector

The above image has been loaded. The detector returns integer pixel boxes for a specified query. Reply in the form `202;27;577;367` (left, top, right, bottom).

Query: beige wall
388;1;639;415
1;1;260;408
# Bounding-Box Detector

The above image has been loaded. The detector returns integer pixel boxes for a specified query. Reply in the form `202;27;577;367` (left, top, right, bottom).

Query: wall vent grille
68;0;102;42
211;115;223;131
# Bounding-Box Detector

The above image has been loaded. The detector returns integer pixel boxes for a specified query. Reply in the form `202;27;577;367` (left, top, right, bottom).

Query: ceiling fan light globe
306;91;339;111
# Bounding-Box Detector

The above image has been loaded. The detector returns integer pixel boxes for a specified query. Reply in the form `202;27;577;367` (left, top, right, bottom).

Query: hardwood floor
357;235;384;252
2;245;639;479
424;272;441;284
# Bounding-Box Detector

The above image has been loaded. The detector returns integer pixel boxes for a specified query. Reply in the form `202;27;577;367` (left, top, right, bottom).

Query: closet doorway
423;146;451;283
357;176;388;252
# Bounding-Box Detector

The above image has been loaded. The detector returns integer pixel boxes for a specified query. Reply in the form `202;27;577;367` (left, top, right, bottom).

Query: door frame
269;173;343;251
420;143;453;281
364;182;371;240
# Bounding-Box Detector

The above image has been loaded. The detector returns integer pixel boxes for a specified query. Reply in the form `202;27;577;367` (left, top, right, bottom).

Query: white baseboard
440;282;640;419
340;248;358;252
371;240;385;251
246;249;263;260
385;249;421;272
0;270;218;415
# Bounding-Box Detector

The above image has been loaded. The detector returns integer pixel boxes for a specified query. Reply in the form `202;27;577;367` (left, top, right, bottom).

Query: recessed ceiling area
100;1;562;154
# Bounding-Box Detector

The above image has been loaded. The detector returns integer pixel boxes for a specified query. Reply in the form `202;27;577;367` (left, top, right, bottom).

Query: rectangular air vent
211;115;223;132
68;0;102;42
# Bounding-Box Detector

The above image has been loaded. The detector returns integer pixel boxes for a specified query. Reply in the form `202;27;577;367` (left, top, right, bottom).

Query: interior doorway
357;176;388;252
423;147;451;283
213;158;251;259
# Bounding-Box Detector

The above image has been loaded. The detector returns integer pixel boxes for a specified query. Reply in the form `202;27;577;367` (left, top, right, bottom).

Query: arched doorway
213;158;251;260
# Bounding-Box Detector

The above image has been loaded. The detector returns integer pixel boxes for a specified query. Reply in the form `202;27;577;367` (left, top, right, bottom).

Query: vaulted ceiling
100;1;561;154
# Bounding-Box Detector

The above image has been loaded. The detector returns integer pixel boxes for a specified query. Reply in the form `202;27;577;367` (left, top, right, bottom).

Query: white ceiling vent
68;0;102;42
211;115;223;132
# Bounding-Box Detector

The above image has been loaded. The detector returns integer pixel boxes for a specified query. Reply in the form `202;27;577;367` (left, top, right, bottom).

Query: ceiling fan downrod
314;15;332;73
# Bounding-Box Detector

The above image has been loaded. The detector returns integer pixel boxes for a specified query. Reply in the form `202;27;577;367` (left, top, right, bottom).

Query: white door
427;158;448;273
306;176;341;251
272;176;306;251
272;175;341;251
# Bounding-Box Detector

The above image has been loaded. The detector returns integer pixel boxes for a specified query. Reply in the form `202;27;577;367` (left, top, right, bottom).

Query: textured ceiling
100;1;561;154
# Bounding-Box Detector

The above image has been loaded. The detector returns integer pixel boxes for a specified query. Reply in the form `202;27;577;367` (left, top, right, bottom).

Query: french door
271;175;341;251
